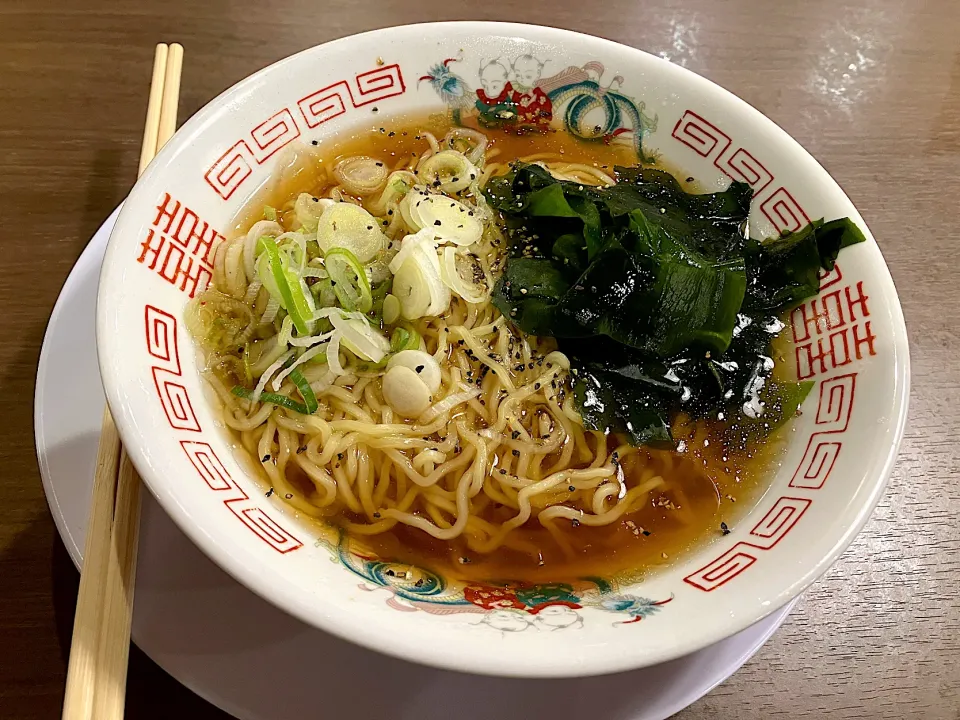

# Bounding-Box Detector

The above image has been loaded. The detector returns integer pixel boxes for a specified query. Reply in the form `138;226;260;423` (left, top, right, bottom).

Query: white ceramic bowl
97;22;909;678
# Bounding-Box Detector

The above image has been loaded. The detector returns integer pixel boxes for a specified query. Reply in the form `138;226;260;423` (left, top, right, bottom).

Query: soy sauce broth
227;115;796;584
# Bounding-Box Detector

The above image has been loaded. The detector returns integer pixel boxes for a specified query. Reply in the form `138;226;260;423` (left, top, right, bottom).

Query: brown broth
338;419;790;584
226;116;795;584
233;113;642;236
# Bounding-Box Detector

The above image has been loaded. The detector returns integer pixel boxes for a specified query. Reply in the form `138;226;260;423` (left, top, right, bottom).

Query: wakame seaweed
486;164;865;447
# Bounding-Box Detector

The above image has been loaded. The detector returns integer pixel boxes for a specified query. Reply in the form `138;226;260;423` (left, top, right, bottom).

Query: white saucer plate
35;208;795;720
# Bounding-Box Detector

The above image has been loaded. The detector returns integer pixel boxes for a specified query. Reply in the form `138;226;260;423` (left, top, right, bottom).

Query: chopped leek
382;293;401;325
418;150;478;194
392;255;432;319
399;191;482;246
440;246;488;303
388;230;451;319
390;326;421;353
367;170;417;216
325;247;372;313
334;156;388;196
231;385;310;415
325;309;390;362
370;279;392;320
310;278;337;308
257;237;315;335
289;369;319;414
294;193;333;233
241;342;253;385
316;202;387;263
263;205;277;221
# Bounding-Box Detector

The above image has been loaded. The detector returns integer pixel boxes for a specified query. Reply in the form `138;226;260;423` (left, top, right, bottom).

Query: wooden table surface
2;0;958;717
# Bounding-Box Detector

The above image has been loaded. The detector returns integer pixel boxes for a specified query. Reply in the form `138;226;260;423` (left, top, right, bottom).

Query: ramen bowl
97;22;909;677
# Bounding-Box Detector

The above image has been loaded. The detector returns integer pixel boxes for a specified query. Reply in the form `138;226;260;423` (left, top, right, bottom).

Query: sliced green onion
390;326;421;353
316;202;386;263
310;278;337;308
398;188;482;245
294;193;332;232
382;293;400;325
263;205;278;221
276;232;308;274
370;279;392;321
231;385;310;415
258;237;314;335
257;243;282;307
334;156;388;196
289;369;319;414
418;150;478;194
324;309;390;363
242;342;253;386
440;246;488;303
367;170;417;216
325;247;372;313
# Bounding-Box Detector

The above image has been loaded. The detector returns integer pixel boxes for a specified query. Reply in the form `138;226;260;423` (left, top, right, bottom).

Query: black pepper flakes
415;365;424;373
311;140;318;146
571;518;581;528
261;454;271;462
720;522;731;535
511;449;520;457
284;493;293;499
265;487;275;497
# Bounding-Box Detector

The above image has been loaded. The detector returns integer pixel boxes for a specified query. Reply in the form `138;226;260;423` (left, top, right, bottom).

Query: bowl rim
97;20;911;677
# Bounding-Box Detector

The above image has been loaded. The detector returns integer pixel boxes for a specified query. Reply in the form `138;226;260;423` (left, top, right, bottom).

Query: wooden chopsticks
61;42;183;720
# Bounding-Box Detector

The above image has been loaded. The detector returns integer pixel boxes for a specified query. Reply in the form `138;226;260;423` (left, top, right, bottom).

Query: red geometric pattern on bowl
672;109;809;233
250;109;301;163
136;193;223;299
181;440;303;554
790;373;856;490
142;304;303;553
670;109;879;592
145;304;200;431
791;280;876;380
205;63;407;200
683;371;857;592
